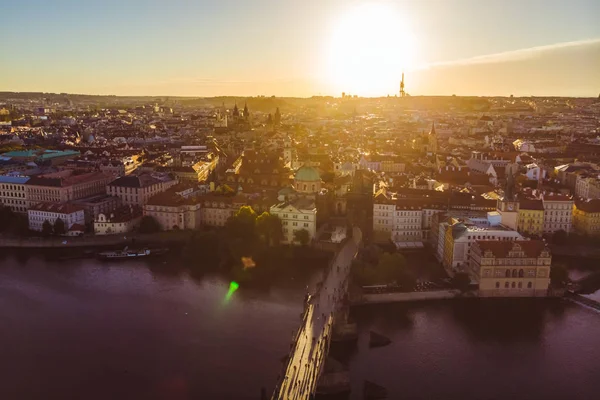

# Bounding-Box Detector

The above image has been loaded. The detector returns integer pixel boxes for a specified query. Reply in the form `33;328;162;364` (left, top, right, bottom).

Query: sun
325;3;417;97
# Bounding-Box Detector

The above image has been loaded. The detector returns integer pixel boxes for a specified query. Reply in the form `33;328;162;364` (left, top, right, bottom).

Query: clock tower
497;169;519;229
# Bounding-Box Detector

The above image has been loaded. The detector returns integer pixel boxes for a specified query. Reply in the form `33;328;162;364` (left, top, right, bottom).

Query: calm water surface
346;300;600;400
1;254;600;400
0;255;309;400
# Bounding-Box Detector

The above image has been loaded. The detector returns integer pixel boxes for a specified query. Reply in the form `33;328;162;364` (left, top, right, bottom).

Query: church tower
428;122;438;154
243;102;249;120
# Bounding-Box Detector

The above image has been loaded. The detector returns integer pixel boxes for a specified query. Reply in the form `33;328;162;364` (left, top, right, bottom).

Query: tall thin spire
399;72;405;97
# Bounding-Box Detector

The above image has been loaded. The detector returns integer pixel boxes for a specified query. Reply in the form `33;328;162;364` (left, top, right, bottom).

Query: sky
1;0;599;97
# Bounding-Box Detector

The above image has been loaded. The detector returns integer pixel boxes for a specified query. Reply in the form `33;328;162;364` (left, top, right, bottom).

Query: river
1;255;599;400
0;254;311;400
345;300;600;400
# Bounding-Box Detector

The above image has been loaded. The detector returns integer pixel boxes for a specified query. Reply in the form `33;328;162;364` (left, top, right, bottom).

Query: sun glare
326;3;417;97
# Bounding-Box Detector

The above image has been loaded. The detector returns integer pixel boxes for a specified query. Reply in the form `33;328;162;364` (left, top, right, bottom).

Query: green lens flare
224;281;240;303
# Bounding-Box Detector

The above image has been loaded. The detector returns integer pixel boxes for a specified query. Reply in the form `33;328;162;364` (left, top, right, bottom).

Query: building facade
516;198;544;236
26;171;112;208
107;173;178;206
442;220;523;273
573;198;600;236
469;240;551;297
144;187;203;231
94;206;142;235
28;203;85;232
0;175;29;213
575;175;600;200
270;199;317;244
541;193;573;234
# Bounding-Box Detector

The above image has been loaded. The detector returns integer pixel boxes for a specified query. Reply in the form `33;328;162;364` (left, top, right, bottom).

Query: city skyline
1;0;599;97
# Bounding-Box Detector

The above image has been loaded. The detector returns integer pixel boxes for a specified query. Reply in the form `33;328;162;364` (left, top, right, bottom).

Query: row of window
496;281;533;289
0;184;25;191
0;191;25;198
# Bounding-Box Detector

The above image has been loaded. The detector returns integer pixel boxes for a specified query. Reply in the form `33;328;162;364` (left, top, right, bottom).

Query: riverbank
0;230;194;249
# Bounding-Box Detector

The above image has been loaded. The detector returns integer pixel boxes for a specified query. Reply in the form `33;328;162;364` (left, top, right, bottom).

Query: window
518;282;522;288
519;269;524;278
512;269;518;278
505;269;511;278
511;282;516;288
495;282;500;289
504;282;509;288
527;282;532;289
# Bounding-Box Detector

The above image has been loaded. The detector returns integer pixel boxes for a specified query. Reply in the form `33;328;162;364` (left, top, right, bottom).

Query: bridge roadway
272;227;361;400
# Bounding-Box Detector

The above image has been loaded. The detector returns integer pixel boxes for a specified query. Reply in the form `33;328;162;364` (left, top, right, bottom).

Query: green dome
294;166;320;182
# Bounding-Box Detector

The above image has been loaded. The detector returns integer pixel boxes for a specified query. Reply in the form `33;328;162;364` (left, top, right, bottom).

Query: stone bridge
271;227;362;400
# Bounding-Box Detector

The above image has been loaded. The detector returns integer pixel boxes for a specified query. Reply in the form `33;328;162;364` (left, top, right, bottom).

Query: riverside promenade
0;230;193;248
272;227;361;400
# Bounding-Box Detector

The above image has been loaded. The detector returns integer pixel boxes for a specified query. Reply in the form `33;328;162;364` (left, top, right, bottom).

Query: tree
452;272;472;292
293;229;310;246
139;215;161;233
0;206;16;233
53;218;66;235
226;206;257;240
256;212;283;246
550;264;569;288
42;220;53;236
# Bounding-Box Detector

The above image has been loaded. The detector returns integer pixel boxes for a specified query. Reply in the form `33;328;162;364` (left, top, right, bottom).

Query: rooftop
29;202;85;214
475;240;548;258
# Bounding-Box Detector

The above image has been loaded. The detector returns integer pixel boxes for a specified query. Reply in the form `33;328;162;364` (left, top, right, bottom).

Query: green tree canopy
139;215;161;234
53;218;66;235
293;228;310;246
550;264;569;288
226;206;257;240
42;220;53;236
256;212;283;246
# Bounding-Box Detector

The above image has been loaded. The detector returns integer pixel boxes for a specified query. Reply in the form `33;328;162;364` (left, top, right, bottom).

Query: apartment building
541;192;573;234
107;173;178;206
573;198;600;236
0;175;29;213
25;171;112;208
144;186;202;230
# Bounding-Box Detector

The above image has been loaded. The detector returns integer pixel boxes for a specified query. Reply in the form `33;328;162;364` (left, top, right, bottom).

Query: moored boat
97;246;153;260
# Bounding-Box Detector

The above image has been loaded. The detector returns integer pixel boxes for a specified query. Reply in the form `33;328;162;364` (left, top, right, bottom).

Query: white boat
98;246;151;260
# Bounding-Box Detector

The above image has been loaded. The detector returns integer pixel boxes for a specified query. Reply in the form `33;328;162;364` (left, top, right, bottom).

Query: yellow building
469;240;551;297
517;198;544;236
573;198;600;236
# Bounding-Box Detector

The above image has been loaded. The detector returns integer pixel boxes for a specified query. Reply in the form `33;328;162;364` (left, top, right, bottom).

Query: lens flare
224;281;240;303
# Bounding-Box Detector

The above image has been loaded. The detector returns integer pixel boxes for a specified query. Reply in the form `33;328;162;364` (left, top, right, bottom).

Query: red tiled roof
575;198;600;213
29;202;85;214
475;240;548;258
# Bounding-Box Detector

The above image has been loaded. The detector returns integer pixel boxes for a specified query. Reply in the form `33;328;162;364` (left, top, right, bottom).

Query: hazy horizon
1;0;599;97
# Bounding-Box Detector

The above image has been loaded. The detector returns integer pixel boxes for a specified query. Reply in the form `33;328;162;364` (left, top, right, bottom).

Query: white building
270;198;317;244
106;173;178;207
442;216;523;273
28;202;85;233
575;175;600;199
541;192;573;233
0;175;29;213
94;206;142;235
